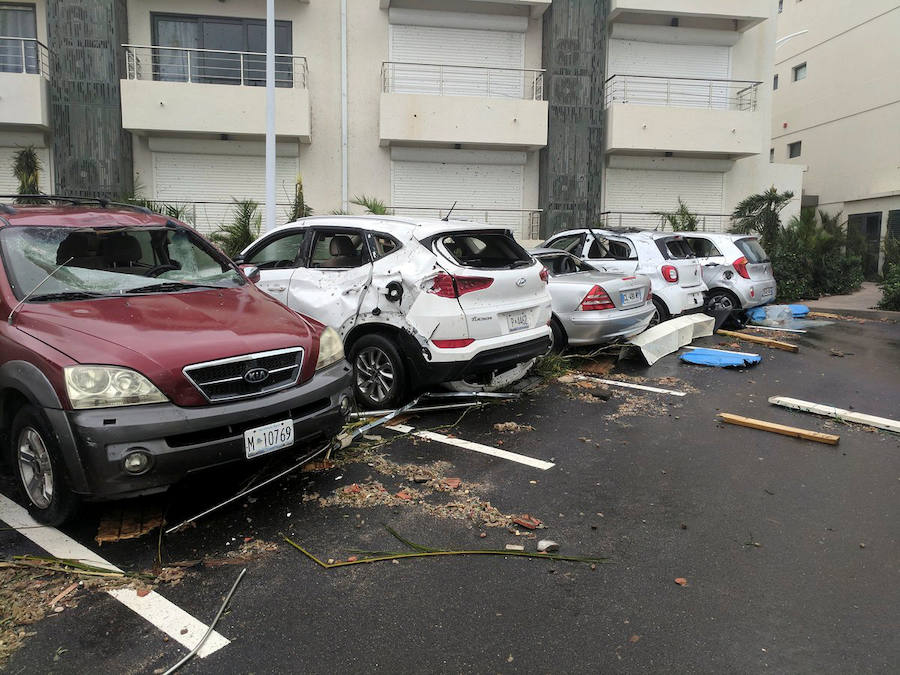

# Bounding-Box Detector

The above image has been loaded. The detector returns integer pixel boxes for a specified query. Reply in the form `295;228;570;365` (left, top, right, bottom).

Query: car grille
183;347;304;402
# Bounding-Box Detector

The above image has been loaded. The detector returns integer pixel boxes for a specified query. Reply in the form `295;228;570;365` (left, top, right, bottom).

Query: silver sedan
531;249;654;351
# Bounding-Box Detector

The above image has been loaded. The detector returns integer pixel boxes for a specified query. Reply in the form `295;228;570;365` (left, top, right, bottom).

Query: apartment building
773;0;900;276
1;0;799;242
596;0;803;233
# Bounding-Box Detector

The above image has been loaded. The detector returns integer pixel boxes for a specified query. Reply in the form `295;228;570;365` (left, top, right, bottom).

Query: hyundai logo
244;368;270;384
516;277;527;287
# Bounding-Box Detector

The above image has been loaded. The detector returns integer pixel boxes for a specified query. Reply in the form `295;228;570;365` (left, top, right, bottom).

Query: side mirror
239;264;261;283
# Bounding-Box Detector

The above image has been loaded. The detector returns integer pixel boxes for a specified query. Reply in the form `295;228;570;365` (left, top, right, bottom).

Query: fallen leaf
136;588;151;597
629;635;641;643
674;577;688;587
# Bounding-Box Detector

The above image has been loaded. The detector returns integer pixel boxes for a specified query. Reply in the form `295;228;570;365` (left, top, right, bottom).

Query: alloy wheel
355;346;395;404
709;294;735;312
17;426;54;510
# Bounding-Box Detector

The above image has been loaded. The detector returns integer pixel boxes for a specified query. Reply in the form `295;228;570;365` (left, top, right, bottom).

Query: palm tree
657;198;698;232
351;194;389;215
12;146;44;204
729;187;794;250
209;199;261;258
286;175;313;221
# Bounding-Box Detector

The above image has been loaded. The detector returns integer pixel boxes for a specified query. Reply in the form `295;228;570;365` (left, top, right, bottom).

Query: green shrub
657;198;698;232
877;264;900;311
771;227;817;301
883;235;900;276
209;199;261;258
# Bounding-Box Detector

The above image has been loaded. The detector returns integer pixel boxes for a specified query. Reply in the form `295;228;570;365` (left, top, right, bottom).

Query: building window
770;148;775;163
788;141;802;158
773;74;779;90
0;4;39;74
792;62;807;81
151;13;293;86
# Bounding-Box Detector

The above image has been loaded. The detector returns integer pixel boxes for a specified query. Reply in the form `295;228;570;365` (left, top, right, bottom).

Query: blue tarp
680;348;761;368
789;304;810;317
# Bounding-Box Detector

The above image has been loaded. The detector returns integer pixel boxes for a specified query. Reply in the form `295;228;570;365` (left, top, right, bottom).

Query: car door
583;233;639;276
242;228;309;305
683;236;725;287
287;227;374;334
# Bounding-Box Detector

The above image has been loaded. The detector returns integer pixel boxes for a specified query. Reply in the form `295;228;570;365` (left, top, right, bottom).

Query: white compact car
681;233;777;312
239;216;552;408
541;229;707;324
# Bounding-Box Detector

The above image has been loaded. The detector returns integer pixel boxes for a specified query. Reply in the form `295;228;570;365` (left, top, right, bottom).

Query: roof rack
0;194;154;215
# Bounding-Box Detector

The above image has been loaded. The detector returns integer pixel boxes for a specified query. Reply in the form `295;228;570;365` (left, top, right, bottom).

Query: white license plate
507;311;529;332
620;289;642;306
244;419;294;459
762;287;775;297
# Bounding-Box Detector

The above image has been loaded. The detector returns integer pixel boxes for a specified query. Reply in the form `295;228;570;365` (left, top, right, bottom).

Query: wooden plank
768;396;900;434
718;413;840;445
716;329;799;352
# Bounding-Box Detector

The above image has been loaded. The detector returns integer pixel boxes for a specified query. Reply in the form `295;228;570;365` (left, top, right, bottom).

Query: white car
238;216;552;408
681;233;777;312
541;228;707;324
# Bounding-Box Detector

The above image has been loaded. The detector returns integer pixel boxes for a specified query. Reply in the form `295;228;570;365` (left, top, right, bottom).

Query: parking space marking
0;494;229;658
573;374;686;397
387;424;556;470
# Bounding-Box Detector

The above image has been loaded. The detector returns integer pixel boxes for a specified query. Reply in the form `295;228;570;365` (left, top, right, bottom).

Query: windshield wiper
29;291;112;302
122;281;223;294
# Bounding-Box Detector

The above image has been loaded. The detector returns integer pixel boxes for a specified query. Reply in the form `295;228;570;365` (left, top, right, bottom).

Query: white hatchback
541;229;708;324
239;216;552;408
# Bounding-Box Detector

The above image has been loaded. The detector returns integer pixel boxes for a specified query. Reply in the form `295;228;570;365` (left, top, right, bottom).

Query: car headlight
64;366;168;409
315;327;345;371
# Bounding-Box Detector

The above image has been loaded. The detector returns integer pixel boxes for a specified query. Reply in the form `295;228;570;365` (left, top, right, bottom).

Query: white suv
239;216;552;408
541;229;707;324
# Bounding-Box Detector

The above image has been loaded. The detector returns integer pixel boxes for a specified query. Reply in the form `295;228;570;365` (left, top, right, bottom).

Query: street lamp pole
264;0;276;232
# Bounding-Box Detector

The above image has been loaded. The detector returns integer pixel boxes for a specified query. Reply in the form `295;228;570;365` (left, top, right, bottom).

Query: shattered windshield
0;226;243;302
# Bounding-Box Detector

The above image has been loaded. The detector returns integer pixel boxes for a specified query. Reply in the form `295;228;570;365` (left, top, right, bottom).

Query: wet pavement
2;317;899;673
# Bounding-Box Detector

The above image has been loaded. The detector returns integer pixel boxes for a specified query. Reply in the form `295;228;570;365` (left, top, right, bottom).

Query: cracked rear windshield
0;226;243;301
437;232;531;269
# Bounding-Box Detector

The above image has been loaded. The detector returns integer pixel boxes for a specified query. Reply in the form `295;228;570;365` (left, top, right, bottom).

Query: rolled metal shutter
605;168;725;230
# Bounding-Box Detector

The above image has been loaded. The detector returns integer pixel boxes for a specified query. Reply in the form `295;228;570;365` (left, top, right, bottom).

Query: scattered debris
505;544;525;551
537;540;559;553
674;577;688;586
563;373;687;397
768;396;900;434
716;329;799;353
95;503;165;544
301;459;335;472
627;314;715;365
493;421;535;433
283;526;610;568
718;413;839;445
443;478;462;490
680;348;761;368
512;514;542;530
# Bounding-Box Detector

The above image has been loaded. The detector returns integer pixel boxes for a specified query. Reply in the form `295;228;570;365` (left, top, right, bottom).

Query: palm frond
351;194;389;215
209;199;262;258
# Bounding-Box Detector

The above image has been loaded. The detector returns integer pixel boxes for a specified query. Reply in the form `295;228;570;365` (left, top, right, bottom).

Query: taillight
733;256;750;279
661;265;679;283
539;267;549;284
427;273;493;298
579;285;615;311
432;338;475;349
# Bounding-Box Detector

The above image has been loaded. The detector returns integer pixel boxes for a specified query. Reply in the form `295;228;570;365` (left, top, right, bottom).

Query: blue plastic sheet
680;348;761;368
789;304;810;317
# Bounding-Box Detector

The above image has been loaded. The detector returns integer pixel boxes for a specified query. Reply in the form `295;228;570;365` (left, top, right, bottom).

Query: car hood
15;287;318;406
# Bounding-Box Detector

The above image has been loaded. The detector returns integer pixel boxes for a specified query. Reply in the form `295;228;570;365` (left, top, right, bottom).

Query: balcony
379;62;548;150
120;45;311;142
604;75;763;158
599;211;732;233
607;0;769;31
378;1;551;18
0;37;51;130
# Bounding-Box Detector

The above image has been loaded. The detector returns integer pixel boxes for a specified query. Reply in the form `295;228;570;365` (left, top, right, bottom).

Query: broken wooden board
716;329;799;352
718;413;839;445
768;396;900;434
96;504;164;544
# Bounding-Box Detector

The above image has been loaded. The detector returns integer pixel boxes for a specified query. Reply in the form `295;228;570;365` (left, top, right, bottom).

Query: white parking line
0;494;229;658
387;424;555;471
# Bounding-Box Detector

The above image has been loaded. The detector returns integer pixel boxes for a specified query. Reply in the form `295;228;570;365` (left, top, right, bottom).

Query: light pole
264;0;276;232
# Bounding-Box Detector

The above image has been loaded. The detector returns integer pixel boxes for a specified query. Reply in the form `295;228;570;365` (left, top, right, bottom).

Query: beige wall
772;1;900;214
0;73;49;130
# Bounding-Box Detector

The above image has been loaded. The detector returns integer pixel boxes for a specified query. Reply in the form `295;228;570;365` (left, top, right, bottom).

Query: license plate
762;287;775;297
507;311;529;332
244;419;294;459
620;289;642;306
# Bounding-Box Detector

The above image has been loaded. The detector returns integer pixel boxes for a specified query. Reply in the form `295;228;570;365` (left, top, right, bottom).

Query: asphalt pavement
2;316;899;673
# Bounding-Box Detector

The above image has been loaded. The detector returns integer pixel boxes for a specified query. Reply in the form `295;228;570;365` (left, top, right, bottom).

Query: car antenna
7;257;74;327
441;201;457;222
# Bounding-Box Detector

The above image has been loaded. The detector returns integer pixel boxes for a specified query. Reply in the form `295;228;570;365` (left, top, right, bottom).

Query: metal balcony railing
0;37;50;78
382;61;545;101
389;207;543;239
599;211;733;233
123;45;308;89
604;74;761;111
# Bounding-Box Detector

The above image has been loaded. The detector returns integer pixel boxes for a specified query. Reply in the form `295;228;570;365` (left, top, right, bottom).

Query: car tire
650;297;669;326
9;405;79;526
706;289;741;313
549;317;567;353
349;334;407;410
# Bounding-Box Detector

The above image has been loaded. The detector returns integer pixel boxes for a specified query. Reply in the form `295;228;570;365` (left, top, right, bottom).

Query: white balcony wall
608;0;768;31
0;72;49;129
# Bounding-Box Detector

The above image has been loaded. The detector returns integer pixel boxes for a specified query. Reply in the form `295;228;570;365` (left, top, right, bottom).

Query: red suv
0;198;353;525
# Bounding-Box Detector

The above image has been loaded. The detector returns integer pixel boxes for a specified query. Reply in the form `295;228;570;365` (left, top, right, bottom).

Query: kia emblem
516;277;527;287
244;367;270;384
